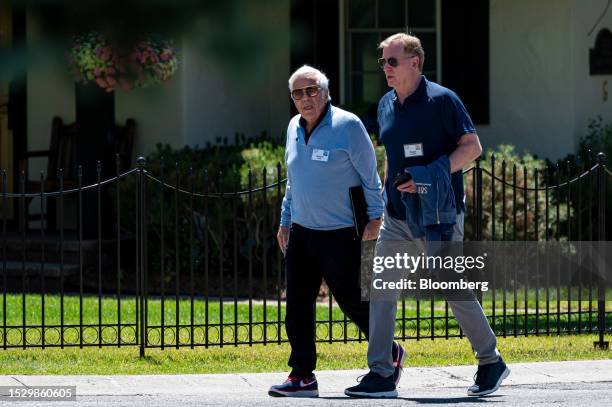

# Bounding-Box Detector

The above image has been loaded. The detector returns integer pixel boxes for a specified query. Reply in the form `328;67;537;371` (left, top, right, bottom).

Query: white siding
572;1;612;152
478;0;574;160
27;1;291;165
181;1;290;149
479;0;612;160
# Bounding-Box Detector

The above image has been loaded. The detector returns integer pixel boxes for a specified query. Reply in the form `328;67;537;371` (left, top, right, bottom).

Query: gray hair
288;65;331;101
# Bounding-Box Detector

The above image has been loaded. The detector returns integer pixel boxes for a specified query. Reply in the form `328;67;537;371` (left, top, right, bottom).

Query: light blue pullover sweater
280;105;383;230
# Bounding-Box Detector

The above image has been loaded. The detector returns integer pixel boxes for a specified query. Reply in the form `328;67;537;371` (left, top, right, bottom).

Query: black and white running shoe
345;371;398;398
467;357;510;396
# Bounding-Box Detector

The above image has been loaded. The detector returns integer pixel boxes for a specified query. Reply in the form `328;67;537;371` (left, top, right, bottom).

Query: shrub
116;136;286;298
551;116;612;240
464;145;571;241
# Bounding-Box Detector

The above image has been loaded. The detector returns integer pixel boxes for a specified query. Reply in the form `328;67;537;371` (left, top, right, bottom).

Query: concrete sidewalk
1;359;611;406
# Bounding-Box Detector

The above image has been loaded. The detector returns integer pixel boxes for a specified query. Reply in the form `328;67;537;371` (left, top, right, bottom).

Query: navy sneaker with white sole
392;341;406;386
268;375;319;398
467;357;510;396
345;371;398;398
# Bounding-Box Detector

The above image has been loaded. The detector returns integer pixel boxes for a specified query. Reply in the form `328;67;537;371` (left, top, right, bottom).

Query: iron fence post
595;152;609;349
475;157;483;241
137;157;147;357
475;157;484;304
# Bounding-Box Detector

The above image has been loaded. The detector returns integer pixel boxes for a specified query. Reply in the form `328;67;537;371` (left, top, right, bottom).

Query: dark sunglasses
291;85;320;100
377;54;417;68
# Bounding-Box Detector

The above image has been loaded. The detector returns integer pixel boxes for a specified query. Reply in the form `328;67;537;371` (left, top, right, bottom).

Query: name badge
311;149;330;162
404;143;423;158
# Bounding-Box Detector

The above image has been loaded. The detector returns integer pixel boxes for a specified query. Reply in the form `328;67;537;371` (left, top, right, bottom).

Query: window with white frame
341;0;440;106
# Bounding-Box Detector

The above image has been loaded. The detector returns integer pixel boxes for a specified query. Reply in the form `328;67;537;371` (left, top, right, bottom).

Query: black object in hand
349;186;368;237
393;172;412;188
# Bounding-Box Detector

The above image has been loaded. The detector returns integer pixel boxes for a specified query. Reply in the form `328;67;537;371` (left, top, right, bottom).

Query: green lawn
0;293;610;347
0;294;610;374
2;292;610;324
0;334;609;375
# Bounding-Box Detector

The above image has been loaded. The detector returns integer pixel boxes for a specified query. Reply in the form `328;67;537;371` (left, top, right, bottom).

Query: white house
2;0;612;188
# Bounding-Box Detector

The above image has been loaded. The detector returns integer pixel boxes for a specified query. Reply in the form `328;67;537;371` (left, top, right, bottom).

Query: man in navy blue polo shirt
345;33;510;398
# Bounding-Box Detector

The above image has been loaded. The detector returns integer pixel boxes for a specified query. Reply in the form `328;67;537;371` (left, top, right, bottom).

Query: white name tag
311;149;330;162
404;143;423;158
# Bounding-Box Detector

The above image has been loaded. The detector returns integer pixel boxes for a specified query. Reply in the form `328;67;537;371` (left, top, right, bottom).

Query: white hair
288;65;331;101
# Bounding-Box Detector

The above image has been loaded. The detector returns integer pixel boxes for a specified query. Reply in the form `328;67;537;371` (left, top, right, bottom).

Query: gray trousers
367;210;500;378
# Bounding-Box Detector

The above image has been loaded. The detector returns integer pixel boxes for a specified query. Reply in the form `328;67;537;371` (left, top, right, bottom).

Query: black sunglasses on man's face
377;54;417;69
291;85;320;100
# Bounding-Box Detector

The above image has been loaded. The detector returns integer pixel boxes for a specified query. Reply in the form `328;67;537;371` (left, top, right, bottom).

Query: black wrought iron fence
0;153;610;356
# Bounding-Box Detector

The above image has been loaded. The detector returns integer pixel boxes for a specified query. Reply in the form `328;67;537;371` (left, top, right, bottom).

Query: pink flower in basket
68;32;179;92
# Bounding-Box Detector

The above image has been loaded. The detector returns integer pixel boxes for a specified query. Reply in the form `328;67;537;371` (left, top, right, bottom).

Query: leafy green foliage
464;145;571;241
116;136;286;298
552;116;612;240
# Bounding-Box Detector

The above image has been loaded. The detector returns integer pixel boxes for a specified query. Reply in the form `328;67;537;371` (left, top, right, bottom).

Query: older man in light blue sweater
279;87;383;232
268;65;391;398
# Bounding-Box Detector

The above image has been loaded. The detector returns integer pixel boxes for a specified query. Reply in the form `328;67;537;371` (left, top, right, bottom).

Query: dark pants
425;223;455;242
285;223;369;377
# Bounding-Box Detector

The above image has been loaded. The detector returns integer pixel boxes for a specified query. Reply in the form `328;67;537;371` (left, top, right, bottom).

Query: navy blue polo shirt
378;75;476;220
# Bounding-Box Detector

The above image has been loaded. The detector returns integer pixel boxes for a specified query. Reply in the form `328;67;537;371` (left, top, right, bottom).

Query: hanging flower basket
67;32;179;92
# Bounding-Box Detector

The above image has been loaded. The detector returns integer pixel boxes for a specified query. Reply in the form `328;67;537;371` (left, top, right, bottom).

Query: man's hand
277;226;290;255
362;219;382;241
396;179;416;193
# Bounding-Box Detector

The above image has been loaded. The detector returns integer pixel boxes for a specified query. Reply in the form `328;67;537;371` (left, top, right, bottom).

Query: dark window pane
350;33;380;72
408;0;435;28
349;0;376;28
418;32;436;73
351;73;385;104
379;0;405;28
